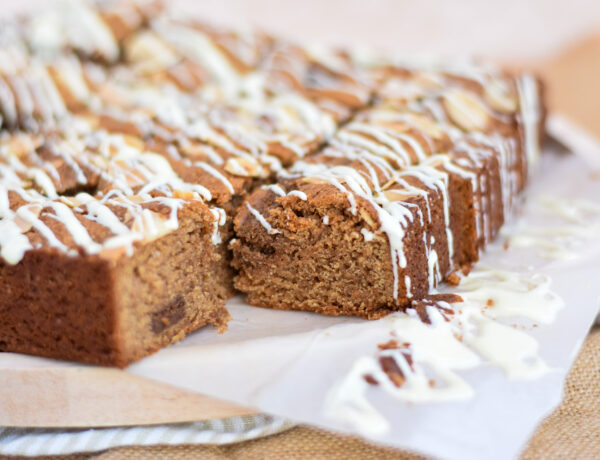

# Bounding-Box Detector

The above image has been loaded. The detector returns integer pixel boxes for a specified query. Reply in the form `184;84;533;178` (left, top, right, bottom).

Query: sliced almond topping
122;134;145;151
59;196;81;208
181;144;209;160
125;195;144;204
382;189;413;202
414;71;444;90
131;210;171;239
124;30;178;73
443;89;490;132
485;79;517;113
7;135;40;157
13;204;41;232
224;157;264;178
359;209;376;228
173;190;195;200
403;113;445;140
301;177;328;185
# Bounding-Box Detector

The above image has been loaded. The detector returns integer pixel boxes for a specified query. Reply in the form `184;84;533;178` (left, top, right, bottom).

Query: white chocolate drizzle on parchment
324;267;564;436
503;196;600;260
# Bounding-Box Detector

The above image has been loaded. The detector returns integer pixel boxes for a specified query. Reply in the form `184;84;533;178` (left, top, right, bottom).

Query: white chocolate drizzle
0;128;228;264
246;202;280;235
503;196;600;260
325;267;563;435
517;75;542;175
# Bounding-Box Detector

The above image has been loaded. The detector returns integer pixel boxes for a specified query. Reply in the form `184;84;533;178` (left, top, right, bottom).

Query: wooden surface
0;18;599;429
0;368;256;427
536;32;600;139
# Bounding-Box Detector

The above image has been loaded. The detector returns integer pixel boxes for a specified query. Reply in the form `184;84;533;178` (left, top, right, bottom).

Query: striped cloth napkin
0;414;294;457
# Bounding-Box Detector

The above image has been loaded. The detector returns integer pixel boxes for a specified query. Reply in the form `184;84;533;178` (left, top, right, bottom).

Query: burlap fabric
2;327;598;460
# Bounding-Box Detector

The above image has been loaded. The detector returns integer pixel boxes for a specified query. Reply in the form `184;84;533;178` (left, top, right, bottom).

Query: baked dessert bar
0;129;233;366
0;0;162;131
231;65;544;318
0;0;545;365
0;2;376;365
24;0;164;63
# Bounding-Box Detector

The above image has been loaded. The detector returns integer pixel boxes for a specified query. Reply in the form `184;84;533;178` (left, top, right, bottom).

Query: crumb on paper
446;271;461;286
378;339;400;350
364;374;379;386
379;356;406;388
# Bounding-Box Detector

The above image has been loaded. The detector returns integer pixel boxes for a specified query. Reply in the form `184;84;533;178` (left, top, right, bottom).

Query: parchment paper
1;117;599;460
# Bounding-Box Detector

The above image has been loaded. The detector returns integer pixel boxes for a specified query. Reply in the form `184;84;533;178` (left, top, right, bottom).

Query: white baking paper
1;116;599;460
